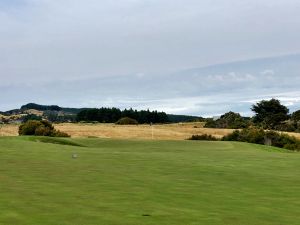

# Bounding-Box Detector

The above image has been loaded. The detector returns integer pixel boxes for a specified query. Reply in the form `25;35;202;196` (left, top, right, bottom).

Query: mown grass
0;137;299;225
26;136;85;147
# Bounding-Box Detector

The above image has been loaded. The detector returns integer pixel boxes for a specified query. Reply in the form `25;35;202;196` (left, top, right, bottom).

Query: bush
204;112;249;129
19;120;70;137
51;130;70;137
19;120;41;136
204;119;217;128
222;127;300;151
265;131;300;150
188;134;218;141
115;117;138;125
22;114;43;123
274;122;297;132
34;126;52;136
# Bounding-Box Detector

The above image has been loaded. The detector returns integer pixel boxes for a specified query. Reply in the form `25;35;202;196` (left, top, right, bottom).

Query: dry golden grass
284;131;300;140
24;109;43;116
53;122;235;140
0;124;19;136
2;122;300;141
0;122;234;140
0;114;25;120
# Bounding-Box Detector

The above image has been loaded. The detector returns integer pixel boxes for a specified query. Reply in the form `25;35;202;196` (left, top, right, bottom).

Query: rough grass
0;123;234;140
0;137;300;225
2;122;300;140
0;124;20;136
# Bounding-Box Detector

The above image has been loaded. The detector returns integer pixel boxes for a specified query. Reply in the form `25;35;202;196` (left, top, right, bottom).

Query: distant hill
20;103;88;115
21;103;62;111
2;103;203;123
3;109;21;115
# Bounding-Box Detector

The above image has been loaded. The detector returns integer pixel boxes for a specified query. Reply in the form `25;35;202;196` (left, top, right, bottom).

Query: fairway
0;137;300;225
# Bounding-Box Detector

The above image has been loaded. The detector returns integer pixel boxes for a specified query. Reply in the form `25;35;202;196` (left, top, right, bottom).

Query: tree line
76;108;169;124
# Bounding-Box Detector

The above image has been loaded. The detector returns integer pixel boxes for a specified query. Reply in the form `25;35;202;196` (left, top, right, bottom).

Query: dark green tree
204;112;249;129
292;110;300;122
251;99;289;129
218;111;248;129
76;107;169;124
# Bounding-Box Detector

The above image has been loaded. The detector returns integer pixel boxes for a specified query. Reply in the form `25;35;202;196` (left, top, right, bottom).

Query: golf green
0;137;299;225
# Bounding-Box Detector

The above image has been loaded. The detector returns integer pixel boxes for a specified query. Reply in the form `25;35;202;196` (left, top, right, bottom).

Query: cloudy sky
1;0;300;116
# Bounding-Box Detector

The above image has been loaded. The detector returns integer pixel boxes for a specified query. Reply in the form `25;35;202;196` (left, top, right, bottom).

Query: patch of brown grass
54;122;234;140
24;109;43;116
2;122;300;141
284;131;300;140
0;124;19;136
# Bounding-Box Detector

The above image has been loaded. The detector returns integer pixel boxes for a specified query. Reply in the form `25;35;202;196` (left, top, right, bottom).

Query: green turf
0;137;299;225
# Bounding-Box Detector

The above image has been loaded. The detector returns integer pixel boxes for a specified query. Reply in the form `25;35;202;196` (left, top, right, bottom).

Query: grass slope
0;137;299;225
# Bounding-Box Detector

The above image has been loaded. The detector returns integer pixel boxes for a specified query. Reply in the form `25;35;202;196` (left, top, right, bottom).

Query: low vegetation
115;117;138;125
222;127;300;151
19;120;70;137
22;114;43;123
188;134;218;141
205;111;250;129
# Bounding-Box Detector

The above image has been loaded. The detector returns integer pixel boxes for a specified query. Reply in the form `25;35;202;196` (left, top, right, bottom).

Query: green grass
0;137;300;225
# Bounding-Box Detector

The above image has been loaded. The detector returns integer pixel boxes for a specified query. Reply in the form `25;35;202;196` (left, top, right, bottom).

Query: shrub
19;120;70;137
204;112;249;129
222;128;259;143
188;134;218;141
274;122;297;132
204;119;217;128
222;130;241;141
19;120;42;135
34;126;52;136
50;130;70;137
265;131;300;150
115;117;138;125
21;114;43;123
222;127;300;151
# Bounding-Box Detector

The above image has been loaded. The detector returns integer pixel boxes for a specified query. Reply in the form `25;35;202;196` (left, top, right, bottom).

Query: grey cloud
1;0;300;83
1;1;300;115
1;54;300;116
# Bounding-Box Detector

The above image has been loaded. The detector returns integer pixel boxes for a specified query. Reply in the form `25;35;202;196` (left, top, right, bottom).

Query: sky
1;0;300;116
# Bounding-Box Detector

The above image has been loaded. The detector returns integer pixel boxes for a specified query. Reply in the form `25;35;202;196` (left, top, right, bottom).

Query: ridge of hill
1;103;203;123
